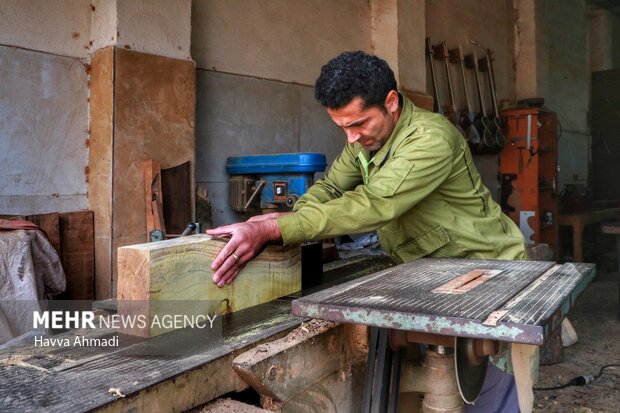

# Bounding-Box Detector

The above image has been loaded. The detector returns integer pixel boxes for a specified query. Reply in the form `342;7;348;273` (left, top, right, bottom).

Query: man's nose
345;129;361;144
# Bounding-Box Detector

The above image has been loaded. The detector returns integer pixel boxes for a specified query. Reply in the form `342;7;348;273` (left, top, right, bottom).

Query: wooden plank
58;211;95;300
89;46;115;300
161;160;192;235
0;300;301;413
117;235;301;337
144;159;165;240
26;213;61;256
403;89;434;111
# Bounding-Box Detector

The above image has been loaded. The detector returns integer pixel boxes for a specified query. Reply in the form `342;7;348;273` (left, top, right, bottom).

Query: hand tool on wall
449;46;482;150
426;37;444;116
479;50;505;152
434;41;468;140
465;52;496;154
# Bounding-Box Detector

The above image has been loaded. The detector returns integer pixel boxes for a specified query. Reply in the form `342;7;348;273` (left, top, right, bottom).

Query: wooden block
233;321;342;402
117;235;301;337
58;211;95;300
403;89;434;112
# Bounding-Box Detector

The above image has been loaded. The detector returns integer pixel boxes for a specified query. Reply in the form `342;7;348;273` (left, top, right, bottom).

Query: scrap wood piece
144;159;166;240
108;387;125;398
117;235;301;337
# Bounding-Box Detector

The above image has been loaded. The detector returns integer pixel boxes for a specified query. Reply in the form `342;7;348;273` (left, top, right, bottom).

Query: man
208;51;527;412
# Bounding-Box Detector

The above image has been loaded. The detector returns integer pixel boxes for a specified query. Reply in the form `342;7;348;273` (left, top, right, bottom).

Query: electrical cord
533;364;620;391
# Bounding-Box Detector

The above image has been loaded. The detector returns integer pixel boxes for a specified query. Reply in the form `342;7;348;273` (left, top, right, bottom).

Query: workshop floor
533;264;620;413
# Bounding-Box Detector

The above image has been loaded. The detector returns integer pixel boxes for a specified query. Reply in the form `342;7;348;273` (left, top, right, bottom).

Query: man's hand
206;215;284;287
246;211;290;222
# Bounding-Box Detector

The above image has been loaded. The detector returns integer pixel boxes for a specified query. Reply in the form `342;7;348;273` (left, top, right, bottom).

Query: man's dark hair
314;51;397;110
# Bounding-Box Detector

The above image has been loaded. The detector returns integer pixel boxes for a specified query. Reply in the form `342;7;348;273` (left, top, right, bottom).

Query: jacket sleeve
292;143;363;209
278;133;455;245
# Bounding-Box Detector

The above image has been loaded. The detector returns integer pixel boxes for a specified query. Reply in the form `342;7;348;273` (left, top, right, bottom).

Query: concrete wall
193;0;373;226
192;0;372;85
90;0;192;60
0;0;192;216
589;8;620;72
0;1;91;214
0;0;93;58
426;0;516;108
398;0;427;92
540;0;590;189
115;0;192;60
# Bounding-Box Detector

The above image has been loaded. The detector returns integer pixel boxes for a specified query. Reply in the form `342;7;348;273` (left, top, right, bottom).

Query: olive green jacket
277;95;527;262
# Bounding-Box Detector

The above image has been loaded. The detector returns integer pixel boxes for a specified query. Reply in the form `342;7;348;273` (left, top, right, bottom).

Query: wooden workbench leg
511;343;539;413
574;223;584;262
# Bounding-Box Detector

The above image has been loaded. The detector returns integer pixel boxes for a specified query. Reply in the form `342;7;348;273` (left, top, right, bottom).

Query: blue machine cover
226;153;327;175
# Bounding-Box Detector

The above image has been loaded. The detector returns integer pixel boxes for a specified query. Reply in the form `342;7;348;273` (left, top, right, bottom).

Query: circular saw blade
454;337;488;404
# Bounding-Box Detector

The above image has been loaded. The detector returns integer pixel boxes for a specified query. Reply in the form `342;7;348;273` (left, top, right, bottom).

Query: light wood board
117;235;300;337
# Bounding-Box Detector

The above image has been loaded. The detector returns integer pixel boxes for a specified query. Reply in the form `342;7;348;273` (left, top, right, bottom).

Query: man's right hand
205;214;285;287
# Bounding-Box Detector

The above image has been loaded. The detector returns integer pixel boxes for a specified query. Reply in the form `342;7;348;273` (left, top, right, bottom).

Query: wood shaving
108;388;125;398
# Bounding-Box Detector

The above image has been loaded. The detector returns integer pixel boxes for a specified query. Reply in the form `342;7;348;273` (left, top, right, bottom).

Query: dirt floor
533;266;620;413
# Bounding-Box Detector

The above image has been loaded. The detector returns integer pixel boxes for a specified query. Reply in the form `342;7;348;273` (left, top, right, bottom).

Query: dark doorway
591;68;620;202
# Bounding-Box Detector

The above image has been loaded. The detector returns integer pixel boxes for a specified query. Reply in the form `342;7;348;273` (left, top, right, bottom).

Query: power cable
533;364;620;391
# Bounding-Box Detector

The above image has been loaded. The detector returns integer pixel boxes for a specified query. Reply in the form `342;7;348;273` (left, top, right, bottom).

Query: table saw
292;258;596;413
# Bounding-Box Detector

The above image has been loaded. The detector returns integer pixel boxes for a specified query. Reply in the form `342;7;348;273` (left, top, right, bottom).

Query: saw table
292;258;596;413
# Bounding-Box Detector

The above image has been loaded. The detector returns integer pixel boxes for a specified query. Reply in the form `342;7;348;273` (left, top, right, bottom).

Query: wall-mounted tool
226;153;327;212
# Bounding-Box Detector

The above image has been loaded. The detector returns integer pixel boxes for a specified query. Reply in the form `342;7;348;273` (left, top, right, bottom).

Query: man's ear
384;90;399;113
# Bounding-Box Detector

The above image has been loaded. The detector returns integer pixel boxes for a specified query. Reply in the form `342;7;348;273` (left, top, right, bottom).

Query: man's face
326;91;400;152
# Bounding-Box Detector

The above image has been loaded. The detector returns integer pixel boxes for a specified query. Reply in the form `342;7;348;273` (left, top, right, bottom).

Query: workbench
0;255;393;412
558;207;619;262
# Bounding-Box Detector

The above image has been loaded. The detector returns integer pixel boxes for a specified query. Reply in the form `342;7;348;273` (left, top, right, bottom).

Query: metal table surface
292;258;596;345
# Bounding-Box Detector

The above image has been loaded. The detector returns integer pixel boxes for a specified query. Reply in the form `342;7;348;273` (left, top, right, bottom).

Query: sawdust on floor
533;268;620;413
199;398;268;413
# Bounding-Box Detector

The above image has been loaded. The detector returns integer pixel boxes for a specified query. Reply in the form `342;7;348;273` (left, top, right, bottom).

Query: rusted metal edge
291;300;544;345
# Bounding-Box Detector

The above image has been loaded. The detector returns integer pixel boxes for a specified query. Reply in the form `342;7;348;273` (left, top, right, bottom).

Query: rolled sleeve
277;213;306;245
